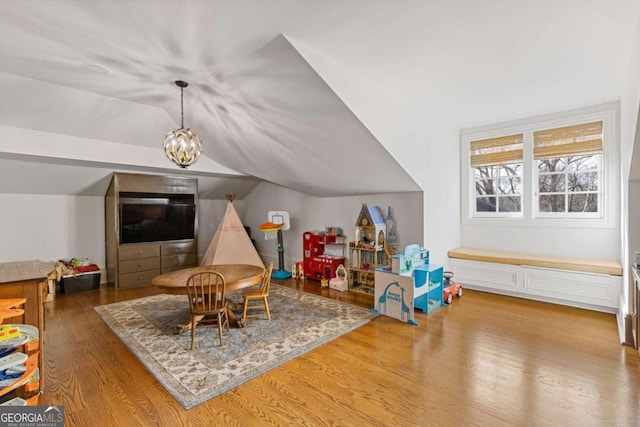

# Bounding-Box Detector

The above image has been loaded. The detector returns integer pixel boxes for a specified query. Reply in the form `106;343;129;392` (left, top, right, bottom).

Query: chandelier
163;80;202;168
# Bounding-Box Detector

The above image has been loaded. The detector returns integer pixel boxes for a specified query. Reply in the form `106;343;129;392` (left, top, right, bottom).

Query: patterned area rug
95;284;377;409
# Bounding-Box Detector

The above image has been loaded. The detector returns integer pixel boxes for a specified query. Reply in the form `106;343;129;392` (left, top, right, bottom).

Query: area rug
95;284;378;409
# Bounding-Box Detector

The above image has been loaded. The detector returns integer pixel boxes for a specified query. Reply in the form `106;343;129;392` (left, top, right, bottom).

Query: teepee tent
200;197;264;267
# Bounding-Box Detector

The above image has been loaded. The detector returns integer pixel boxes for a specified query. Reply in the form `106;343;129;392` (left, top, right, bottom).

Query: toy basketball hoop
260;222;283;240
264;211;292;279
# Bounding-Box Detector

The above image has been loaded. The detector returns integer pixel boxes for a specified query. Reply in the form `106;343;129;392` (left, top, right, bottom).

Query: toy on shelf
325;226;343;236
373;244;444;325
0;325;38;356
0;300;25;326
261;211;292;279
442;271;463;305
0;299;40;406
0;326;20;343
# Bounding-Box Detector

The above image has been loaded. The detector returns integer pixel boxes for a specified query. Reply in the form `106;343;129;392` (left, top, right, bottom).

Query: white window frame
460;102;618;228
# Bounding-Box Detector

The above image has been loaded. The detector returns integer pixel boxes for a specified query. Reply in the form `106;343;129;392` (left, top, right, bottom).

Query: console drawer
119;243;160;261
161;241;196;256
118;269;160;288
119;257;161;274
161;254;197;270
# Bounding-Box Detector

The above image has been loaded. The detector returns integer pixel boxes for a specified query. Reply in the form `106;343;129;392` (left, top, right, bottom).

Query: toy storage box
58;272;101;294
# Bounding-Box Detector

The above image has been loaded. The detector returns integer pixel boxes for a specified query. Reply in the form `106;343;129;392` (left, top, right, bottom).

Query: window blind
533;121;603;160
470;134;523;167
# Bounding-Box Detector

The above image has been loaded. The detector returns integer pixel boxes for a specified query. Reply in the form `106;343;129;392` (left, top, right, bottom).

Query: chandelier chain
180;85;184;128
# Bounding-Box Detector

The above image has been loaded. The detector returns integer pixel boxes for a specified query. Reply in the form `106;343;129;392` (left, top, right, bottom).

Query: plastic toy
262;211;293;279
291;262;304;279
443;271;463;305
329;264;348;291
0;325;20;342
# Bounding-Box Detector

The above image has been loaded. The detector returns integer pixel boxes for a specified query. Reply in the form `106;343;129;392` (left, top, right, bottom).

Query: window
460;103;617;227
471;134;523;216
534;121;602;217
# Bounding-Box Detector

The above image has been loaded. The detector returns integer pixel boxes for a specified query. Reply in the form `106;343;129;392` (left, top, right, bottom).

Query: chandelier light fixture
163;80;203;168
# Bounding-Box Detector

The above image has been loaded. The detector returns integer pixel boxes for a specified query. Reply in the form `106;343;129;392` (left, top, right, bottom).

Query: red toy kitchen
302;231;346;281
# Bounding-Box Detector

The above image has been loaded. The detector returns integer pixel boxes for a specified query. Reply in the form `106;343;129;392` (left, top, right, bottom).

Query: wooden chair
242;263;274;322
186;269;229;349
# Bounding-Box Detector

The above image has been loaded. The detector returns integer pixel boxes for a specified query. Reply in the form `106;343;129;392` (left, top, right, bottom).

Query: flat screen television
119;192;195;244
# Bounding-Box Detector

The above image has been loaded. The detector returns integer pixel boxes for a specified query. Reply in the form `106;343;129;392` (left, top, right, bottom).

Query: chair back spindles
187;271;226;314
186;269;229;349
259;263;274;295
242;263;274;322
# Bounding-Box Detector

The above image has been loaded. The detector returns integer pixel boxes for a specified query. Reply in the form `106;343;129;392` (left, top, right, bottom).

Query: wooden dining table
152;264;265;332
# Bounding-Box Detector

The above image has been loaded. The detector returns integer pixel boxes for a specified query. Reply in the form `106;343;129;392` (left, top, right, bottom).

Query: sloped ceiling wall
0;0;637;200
192;34;419;196
0;1;419;199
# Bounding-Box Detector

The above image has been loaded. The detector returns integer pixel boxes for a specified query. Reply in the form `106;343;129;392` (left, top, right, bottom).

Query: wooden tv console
105;173;198;289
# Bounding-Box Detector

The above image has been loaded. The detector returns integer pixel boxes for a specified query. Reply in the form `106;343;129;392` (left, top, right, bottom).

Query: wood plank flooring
40;279;640;426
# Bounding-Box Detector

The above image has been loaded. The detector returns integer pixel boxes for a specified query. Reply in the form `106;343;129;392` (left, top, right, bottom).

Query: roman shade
470;134;523;167
533;121;603;160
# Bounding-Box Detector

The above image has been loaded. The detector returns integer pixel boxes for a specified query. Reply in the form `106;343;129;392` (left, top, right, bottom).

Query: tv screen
119;193;195;244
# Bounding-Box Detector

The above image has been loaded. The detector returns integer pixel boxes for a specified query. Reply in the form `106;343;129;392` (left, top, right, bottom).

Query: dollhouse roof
356;204;385;226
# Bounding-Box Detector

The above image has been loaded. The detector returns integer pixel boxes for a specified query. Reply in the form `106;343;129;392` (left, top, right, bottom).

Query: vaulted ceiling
0;0;637;198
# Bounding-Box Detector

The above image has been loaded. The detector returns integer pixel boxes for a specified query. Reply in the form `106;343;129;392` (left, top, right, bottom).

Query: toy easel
261;211;292;279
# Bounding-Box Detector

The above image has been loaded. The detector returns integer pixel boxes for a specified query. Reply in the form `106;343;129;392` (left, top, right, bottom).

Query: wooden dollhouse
349;204;389;294
355;204;386;249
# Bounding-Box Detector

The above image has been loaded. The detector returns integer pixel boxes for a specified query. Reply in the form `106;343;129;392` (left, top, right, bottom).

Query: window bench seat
447;247;623;313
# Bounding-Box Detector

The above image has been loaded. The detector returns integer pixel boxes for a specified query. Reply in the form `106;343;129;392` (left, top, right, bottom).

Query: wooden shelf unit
0;261;51;405
105;173;198;289
349;242;388;295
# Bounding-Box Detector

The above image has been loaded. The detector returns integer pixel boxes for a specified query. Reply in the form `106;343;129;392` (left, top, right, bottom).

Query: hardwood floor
40;279;640;426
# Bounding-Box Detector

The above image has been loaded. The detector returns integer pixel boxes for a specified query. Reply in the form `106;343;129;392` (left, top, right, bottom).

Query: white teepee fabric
200;201;264;267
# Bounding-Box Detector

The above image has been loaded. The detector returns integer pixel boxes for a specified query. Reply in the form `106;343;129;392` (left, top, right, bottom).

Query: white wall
292;9;634;271
0;194;104;264
628;181;640;259
461;224;619;259
291;43;459;266
0;193;248;272
242;182;424;269
622;11;640;319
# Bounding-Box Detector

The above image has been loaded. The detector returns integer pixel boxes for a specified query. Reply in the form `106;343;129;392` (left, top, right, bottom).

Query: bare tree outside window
537;155;600;214
474;163;522;213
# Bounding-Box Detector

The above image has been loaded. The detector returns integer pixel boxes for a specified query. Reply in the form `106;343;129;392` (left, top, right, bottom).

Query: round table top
151;264;265;295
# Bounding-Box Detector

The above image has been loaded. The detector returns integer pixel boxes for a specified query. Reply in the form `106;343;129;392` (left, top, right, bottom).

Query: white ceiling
0;0;638;198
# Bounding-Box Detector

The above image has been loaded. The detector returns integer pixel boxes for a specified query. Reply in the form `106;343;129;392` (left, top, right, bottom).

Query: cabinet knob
138;263;143;267
138;276;143;280
137;250;143;254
